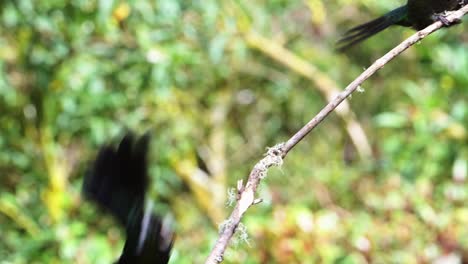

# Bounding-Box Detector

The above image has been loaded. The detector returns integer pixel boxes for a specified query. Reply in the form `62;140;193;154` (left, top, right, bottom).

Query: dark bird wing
83;132;173;264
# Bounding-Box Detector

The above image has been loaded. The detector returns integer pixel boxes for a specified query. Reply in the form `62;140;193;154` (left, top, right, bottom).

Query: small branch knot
253;143;285;179
266;142;285;157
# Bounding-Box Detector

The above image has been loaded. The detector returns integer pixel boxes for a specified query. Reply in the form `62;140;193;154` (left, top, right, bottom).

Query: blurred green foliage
1;0;467;263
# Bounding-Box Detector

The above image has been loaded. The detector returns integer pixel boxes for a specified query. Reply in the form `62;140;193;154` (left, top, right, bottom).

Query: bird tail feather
337;6;408;51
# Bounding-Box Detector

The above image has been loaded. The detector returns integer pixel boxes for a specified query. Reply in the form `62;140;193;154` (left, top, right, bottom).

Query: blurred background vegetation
1;0;467;263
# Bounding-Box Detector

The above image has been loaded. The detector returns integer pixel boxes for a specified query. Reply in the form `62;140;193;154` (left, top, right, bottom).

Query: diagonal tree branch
205;5;468;264
245;31;373;160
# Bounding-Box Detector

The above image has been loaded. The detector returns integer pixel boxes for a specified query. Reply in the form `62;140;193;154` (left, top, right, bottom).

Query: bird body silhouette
83;133;173;264
338;0;467;50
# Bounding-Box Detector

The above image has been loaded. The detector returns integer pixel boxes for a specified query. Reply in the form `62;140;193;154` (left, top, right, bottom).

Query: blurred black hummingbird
337;0;467;50
83;132;173;264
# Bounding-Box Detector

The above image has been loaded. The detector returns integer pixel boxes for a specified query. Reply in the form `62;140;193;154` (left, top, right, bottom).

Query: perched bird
337;0;467;50
83;133;173;264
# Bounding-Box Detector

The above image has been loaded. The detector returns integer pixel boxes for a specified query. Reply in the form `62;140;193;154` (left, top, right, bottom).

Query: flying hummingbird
337;0;467;50
83;133;174;264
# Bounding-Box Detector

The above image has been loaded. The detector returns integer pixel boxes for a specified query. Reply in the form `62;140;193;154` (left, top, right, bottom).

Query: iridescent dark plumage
337;0;467;51
83;133;173;264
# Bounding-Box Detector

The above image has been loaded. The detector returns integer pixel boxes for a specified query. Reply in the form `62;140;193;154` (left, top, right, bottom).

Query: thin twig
245;31;373;159
205;5;468;264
